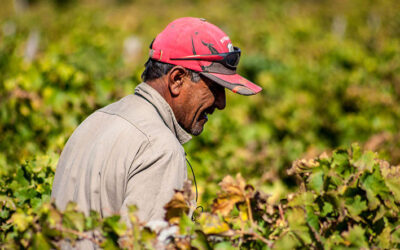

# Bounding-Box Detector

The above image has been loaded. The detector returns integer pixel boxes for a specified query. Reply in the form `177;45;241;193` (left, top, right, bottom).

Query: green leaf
286;207;312;245
321;202;333;217
361;166;391;206
103;215;126;237
332;149;352;178
377;227;391;248
274;232;303;249
214;241;236;250
353;151;376;172
305;205;319;232
179;212;195;235
324;231;345;248
351;143;362;162
85;210;101;230
63;210;85;232
191;230;212;250
140;227;157;247
345;195;368;218
392;227;400;244
342;225;368;248
288;191;315;207
33;232;53;250
307;170;324;193
47;207;62;227
0;209;10;219
101;238;120;250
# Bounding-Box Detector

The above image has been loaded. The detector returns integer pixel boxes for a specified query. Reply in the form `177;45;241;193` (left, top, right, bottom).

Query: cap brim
200;72;262;96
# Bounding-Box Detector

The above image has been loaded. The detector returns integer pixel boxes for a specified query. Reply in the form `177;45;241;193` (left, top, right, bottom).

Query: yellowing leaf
11;211;33;232
380;160;400;202
164;191;189;225
288;158;320;176
198;213;230;235
212;174;247;216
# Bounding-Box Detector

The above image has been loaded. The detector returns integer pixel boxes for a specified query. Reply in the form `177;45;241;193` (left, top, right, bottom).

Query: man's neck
146;77;172;106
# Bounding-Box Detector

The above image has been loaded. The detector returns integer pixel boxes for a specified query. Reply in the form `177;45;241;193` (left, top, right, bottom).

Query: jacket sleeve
120;144;187;223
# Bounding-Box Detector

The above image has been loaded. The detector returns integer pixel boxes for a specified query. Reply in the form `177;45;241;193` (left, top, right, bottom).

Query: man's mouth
199;107;214;122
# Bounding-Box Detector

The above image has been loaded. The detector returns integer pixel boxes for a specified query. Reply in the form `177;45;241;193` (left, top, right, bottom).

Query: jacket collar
134;82;192;145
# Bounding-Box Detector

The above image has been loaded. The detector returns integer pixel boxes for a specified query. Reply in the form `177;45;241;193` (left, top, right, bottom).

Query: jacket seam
96;110;152;201
97;110;151;143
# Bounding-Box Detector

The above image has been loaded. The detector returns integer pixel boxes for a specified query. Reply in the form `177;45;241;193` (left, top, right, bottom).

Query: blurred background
1;0;400;206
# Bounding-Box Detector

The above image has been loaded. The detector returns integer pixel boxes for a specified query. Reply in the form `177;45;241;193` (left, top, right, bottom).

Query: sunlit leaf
198;213;230;235
164;191;190;225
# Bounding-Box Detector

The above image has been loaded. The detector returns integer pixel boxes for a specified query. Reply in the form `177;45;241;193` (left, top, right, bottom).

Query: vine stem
251;231;274;248
245;197;254;224
392;224;400;234
55;224;102;246
278;204;285;222
236;229;273;248
242;192;272;247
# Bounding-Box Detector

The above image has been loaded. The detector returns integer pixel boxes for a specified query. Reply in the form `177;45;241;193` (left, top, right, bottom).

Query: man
51;17;262;223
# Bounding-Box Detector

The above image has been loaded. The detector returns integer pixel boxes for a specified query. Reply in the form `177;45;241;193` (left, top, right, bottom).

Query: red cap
149;17;262;95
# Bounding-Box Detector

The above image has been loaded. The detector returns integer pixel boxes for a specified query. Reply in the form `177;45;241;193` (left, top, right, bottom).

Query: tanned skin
147;66;226;135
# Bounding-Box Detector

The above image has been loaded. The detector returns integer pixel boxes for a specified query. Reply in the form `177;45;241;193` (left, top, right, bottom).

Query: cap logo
191;36;220;55
201;40;219;54
220;36;230;44
191;36;197;55
227;43;234;52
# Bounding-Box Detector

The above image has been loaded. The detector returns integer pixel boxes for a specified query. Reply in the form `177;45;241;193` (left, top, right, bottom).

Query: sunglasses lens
225;53;240;67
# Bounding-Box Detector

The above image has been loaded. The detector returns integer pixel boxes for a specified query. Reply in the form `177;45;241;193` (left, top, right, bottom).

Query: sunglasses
169;47;241;69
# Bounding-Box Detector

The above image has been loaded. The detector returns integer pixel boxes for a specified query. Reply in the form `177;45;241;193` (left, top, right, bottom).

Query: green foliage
1;146;400;248
283;144;400;248
1;0;400;203
1;0;400;248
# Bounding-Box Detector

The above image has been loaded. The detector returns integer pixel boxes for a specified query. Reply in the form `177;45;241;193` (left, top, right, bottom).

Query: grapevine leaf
63;203;86;232
33;232;52;250
321;201;333;217
377;227;391;249
103;215;126;237
10;211;33;231
344;195;367;218
305;205;319;232
191;230;212;250
214;241;236;250
198;213;230;235
380;160;400;202
164;191;189;225
341;225;368;248
353;150;376;172
85;210;101;230
286;207;312;245
212;174;246;216
288;191;314;207
307;170;324;193
361;166;391;206
178;212;195;235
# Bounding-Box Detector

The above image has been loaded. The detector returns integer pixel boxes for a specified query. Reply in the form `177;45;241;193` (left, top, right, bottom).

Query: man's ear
168;66;188;96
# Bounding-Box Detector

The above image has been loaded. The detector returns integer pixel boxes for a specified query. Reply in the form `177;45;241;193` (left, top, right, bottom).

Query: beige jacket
51;82;192;222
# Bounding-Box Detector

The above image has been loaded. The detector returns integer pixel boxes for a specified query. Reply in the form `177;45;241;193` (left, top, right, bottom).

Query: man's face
175;74;226;136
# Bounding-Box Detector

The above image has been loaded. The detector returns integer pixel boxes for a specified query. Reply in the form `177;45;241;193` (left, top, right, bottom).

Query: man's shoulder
95;94;153;139
95;94;183;150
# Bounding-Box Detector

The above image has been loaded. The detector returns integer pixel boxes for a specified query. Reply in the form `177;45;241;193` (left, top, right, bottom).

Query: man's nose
215;88;226;110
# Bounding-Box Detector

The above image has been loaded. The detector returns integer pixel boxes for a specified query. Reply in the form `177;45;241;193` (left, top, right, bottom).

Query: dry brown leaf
212;174;247;216
164;191;189;225
287;158;320;176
